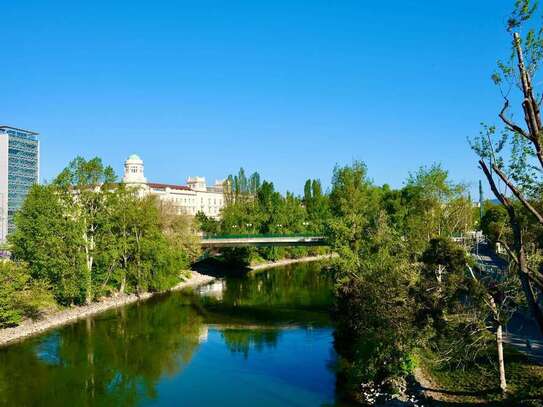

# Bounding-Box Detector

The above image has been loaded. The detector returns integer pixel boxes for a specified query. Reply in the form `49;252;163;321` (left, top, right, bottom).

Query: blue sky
1;0;515;194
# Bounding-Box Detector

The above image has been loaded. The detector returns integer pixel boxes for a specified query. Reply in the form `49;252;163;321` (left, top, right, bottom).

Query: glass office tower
0;126;40;242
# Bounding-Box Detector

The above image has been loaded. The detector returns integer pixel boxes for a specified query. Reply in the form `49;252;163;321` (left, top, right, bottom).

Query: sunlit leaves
507;0;538;31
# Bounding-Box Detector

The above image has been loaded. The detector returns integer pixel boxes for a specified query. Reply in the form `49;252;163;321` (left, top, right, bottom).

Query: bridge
201;234;327;248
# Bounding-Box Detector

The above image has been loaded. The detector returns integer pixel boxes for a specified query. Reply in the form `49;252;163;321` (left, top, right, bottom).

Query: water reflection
220;328;280;358
0;294;205;406
0;261;341;406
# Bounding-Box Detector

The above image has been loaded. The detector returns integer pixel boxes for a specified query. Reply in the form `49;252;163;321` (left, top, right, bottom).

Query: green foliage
9;156;194;313
195;211;219;235
416;238;492;366
209;169;331;265
0;261;54;328
402;164;473;254
327;161;480;398
10;184;85;305
333;215;421;387
481;202;509;244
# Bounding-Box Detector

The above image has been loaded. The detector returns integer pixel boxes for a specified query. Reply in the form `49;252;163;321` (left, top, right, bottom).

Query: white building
122;154;225;218
0;126;40;243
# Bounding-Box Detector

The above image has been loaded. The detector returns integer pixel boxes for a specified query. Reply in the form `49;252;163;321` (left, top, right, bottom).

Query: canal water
0;261;354;406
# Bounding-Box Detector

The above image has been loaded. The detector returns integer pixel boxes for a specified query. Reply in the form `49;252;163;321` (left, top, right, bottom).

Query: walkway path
474;241;543;364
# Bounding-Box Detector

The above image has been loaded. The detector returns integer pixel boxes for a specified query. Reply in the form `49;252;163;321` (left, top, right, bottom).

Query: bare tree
472;0;543;335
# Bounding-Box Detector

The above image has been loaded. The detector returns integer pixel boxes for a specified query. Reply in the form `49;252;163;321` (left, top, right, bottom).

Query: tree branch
491;163;543;225
498;239;543;290
499;99;530;140
479;160;513;210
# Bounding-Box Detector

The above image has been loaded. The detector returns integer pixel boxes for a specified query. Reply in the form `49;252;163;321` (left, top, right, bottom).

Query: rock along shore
0;271;215;348
249;254;336;271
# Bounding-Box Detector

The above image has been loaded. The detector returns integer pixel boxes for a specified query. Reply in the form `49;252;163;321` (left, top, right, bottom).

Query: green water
0;262;351;406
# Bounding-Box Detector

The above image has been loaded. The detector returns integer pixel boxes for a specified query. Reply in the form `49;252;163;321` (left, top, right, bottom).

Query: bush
0;261;55;328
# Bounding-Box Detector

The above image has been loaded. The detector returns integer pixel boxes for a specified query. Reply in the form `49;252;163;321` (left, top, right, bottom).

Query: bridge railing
203;233;322;240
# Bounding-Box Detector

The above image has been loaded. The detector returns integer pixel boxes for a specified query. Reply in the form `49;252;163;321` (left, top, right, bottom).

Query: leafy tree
195;211;220;235
0;261;54;328
303;179;330;233
402;165;473;255
54;157;116;304
326;161;381;272
333;214;420;395
10;184;85;304
11;156;193;310
481;202;509;245
158;202;201;264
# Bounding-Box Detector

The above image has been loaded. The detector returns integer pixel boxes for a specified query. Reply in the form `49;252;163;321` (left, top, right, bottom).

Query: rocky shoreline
0;271;215;348
249;254;336;271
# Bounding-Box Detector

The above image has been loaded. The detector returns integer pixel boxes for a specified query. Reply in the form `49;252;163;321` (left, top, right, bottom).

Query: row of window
171;205;221;216
161;195;224;206
3;129;38;141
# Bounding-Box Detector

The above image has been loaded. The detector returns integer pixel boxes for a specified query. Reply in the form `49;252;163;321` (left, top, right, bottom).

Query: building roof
148;182;192;191
125;154;143;163
0;125;39;135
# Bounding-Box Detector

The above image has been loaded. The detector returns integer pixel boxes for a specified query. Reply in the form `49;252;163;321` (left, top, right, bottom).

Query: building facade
0;126;40;242
122;154;225;218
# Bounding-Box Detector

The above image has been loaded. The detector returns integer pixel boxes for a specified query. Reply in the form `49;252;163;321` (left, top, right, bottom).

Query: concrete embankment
249;254;336;271
0;271;215;348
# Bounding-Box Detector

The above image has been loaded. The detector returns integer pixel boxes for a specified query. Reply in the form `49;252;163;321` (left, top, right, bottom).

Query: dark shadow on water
192;256;250;278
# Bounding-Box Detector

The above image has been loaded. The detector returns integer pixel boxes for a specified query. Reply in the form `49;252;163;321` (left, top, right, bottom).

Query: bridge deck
201;236;326;248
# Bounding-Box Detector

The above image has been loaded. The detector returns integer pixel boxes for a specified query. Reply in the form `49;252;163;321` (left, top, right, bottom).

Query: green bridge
201;234;327;248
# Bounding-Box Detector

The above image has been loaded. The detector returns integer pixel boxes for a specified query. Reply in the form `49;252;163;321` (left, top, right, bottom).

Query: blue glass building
0;126;40;242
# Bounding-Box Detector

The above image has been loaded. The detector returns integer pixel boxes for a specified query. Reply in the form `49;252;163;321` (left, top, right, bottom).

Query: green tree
402;164;473;255
10;184;85;304
333;215;420;396
0;261;54;328
54;156;116;304
326;161;381;272
481;202;509;245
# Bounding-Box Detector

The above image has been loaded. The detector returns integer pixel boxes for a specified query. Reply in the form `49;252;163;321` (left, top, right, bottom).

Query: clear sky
1;0;515;194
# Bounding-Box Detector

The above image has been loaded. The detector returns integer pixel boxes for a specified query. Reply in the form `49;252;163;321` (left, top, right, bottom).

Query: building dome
126;154;143;163
123;153;147;184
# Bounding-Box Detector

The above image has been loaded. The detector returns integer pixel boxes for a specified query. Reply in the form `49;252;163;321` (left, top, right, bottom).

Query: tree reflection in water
0;261;336;406
0;294;205;406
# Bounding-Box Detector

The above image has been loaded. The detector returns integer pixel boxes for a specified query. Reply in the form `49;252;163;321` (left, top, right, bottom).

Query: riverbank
0;255;333;348
0;271;215;348
412;347;543;405
249;254;336;271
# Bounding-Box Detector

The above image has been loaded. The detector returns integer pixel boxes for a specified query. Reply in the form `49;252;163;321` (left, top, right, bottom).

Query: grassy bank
414;347;543;406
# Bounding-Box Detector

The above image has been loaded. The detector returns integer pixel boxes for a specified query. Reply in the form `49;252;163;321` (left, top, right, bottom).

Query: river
0;261;354;406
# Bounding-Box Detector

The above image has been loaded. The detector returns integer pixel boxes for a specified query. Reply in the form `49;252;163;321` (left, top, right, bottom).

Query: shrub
0;261;55;328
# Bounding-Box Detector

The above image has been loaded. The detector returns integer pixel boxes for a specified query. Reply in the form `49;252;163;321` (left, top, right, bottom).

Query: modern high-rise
0;125;40;242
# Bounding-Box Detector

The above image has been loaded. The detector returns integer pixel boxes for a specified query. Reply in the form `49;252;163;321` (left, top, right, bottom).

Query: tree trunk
480;160;543;336
496;324;507;394
120;273;126;295
512;220;543;334
83;230;93;305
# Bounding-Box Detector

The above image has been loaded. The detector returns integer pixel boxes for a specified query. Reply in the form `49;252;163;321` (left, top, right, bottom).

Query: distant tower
187;176;207;191
0;125;40;243
479;180;484;226
122;154;147;184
